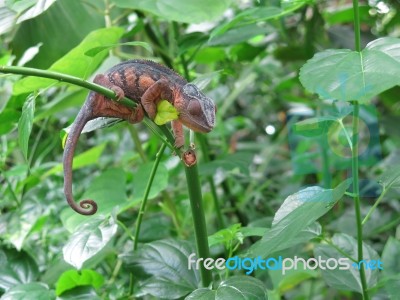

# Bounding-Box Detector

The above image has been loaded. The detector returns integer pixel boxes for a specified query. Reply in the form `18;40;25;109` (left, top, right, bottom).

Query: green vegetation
1;0;400;299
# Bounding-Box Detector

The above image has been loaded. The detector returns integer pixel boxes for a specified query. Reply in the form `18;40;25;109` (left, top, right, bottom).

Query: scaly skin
63;59;216;215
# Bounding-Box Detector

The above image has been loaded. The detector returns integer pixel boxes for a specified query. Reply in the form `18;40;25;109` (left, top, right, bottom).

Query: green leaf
56;269;104;296
186;276;267;299
13;27;124;94
247;180;351;258
8;201;46;251
18;94;35;160
1;282;54;300
199;152;253;177
16;0;56;23
132;163;169;202
299;37;400;103
84;41;153;57
154;100;179;125
314;233;380;293
62;217;118;270
0;109;20;135
60;168;127;232
42;143;107;178
0;249;39;291
114;0;233;24
210;1;307;40
294;116;342;137
208;23;273;47
381;236;400;276
378;164;400;189
123;239;200;299
323;5;373;26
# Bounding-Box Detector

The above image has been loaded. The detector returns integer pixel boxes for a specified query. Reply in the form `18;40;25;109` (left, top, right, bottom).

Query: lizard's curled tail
63;93;98;215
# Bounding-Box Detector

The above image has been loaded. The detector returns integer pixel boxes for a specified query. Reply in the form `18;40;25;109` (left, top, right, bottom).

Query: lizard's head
177;83;216;133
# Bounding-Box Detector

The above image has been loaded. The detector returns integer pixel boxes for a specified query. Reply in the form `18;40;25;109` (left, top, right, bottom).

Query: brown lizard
64;59;216;215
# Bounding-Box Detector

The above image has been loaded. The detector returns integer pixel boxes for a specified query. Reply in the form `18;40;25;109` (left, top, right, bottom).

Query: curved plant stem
133;143;167;250
185;160;213;287
0;66;136;109
352;1;369;299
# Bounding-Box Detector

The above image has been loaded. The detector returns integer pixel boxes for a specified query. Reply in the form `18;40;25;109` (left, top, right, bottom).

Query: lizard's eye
183;84;199;97
188;101;202;116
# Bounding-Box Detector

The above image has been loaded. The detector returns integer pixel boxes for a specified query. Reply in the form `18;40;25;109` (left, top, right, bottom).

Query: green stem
353;0;362;52
184;161;213;287
197;135;225;229
0;66;136;109
127;126;147;163
352;1;369;298
133;143;167;250
362;186;387;225
351;102;369;300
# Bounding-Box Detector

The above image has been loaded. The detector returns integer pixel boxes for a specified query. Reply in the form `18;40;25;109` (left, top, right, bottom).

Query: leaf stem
362;185;387;225
133;143;167;250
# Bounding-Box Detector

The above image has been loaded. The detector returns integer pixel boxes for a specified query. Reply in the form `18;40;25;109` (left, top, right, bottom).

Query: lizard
63;59;216;215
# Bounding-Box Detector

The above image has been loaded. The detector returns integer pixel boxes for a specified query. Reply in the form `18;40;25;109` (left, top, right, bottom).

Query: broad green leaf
18;94;35;160
0;109;20;135
154;100;179;125
378;164;400;189
323;5;372;25
208;23;273;47
132;163;169;202
210;1;307;40
34;88;87;122
378;237;400;299
123;239;199;299
199;152;253;177
294;116;342;137
13;27;124;94
60;168;127;232
63;217;118;270
0;4;17;35
381;237;400;276
185;288;215;299
186;276;267;300
1;282;54;300
0;249;39;291
84;41;153;57
10;0;105;68
56;269;104;296
42;143;107;178
16;0;56;23
299;37;400;103
247;180;351;258
8;201;46;251
314;233;380;293
0;0;56;35
114;0;233;24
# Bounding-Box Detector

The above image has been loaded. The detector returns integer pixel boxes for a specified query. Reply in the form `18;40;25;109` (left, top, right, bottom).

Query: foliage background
1;0;400;299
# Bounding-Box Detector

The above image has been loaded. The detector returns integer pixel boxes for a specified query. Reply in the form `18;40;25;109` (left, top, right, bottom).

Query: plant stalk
351;103;369;300
352;1;369;298
133;143;167;250
184;160;213;287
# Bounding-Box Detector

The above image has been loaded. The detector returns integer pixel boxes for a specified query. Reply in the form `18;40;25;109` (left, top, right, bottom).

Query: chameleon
63;59;216;215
